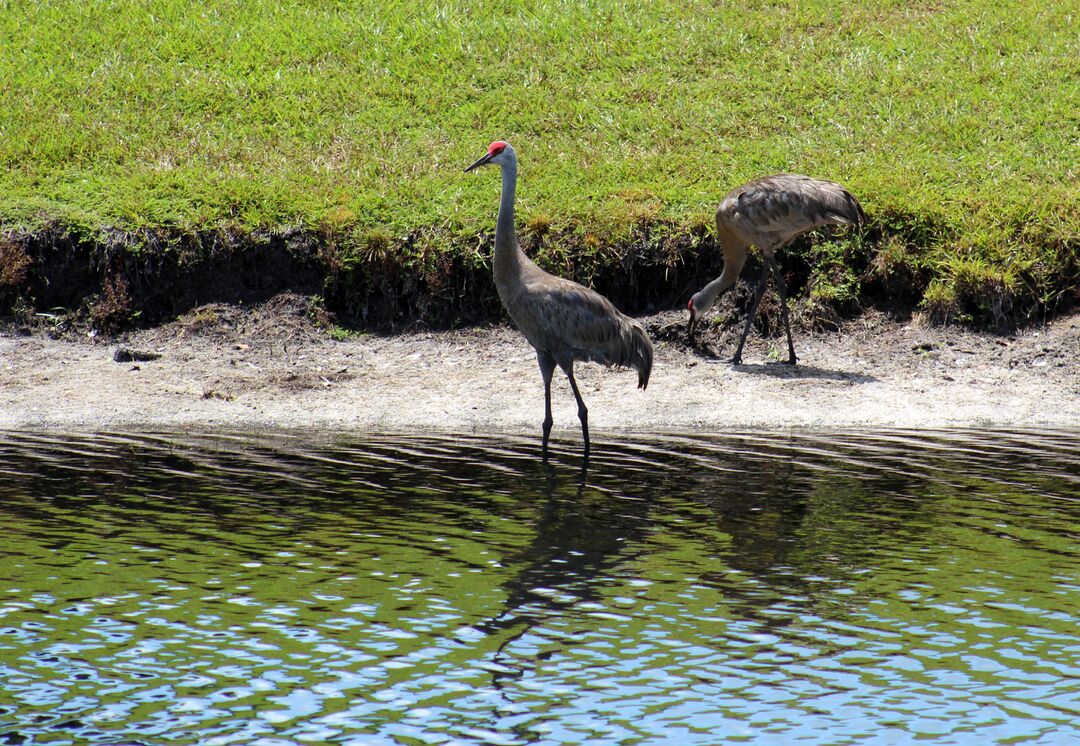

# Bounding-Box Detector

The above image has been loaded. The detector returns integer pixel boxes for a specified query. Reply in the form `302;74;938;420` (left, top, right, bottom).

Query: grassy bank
1;0;1077;329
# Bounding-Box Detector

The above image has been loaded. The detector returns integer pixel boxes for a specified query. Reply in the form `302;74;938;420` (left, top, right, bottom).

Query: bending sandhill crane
687;173;865;365
465;141;653;457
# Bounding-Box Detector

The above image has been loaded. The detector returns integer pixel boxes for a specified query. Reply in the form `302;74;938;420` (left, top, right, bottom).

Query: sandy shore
2;295;1077;433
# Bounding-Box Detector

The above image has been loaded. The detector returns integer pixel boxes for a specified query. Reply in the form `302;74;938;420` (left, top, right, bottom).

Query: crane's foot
731;336;750;365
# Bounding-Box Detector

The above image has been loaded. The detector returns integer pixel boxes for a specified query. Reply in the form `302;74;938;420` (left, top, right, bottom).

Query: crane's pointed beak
464;153;493;173
687;315;696;340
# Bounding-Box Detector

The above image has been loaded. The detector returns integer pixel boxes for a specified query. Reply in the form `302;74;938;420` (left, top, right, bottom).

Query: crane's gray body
717;173;865;257
497;257;652;388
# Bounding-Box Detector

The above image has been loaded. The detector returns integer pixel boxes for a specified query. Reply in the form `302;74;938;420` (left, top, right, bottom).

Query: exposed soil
1;293;1077;434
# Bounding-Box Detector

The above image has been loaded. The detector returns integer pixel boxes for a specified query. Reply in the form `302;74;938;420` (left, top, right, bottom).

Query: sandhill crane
465;141;653;458
687;173;865;365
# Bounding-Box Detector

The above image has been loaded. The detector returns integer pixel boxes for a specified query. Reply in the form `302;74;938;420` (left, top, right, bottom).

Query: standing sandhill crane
687;173;865;365
465;140;653;458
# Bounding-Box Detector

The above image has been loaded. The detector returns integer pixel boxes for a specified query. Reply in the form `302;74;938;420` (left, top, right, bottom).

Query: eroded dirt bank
1;294;1077;433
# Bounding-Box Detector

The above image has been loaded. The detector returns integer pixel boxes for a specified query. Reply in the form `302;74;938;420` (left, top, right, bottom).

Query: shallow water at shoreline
1;429;1077;744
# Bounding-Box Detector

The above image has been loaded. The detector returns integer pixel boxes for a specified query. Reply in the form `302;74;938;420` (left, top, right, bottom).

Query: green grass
1;0;1077;324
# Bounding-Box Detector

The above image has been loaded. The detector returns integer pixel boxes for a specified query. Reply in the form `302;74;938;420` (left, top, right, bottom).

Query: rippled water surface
1;430;1078;745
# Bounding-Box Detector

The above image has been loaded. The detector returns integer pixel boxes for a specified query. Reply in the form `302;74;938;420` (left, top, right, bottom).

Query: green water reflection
0;430;1077;744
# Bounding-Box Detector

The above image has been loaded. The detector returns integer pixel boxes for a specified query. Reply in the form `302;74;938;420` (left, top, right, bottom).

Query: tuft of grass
191;307;220;329
327;325;360;342
0;241;32;290
0;0;1076;327
89;274;133;333
527;214;552;239
922;279;962;326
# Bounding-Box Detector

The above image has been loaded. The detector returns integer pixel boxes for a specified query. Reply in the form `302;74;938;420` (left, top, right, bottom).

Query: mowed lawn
0;0;1076;319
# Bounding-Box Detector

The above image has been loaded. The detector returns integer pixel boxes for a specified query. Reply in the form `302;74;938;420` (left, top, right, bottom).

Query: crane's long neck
696;234;749;314
493;157;531;292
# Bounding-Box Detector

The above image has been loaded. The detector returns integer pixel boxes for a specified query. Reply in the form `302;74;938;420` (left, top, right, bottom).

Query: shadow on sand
690;347;877;384
731;361;877;383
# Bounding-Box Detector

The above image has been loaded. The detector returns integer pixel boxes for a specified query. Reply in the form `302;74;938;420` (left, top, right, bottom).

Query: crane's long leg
559;361;590;456
732;262;771;365
537;350;557;459
766;256;797;365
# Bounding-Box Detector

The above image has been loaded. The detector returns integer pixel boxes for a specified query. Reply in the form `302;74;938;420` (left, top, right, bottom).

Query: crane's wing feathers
520;277;653;388
723;174;865;243
526;281;629;356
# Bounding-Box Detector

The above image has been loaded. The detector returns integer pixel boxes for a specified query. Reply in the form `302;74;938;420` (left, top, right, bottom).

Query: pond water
0;430;1077;745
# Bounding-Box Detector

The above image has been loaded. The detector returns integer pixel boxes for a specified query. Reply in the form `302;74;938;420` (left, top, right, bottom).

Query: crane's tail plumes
600;315;653;389
628;321;653;390
831;187;866;227
852;193;867;225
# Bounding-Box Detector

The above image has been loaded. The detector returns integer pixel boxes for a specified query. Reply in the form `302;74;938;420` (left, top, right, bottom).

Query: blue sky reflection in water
0;430;1077;745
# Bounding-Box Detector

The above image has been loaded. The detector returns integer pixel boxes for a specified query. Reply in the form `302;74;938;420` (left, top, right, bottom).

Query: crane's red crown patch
488;141;508;155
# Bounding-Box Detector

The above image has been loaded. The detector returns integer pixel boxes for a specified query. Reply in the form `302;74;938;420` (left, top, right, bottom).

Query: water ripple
0;428;1077;745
